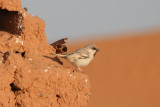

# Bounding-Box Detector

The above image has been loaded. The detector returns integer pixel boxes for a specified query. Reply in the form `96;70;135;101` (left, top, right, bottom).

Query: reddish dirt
0;0;22;11
0;0;91;107
67;30;160;107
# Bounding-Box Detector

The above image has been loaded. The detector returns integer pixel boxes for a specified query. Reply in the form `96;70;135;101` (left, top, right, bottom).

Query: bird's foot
76;67;86;74
77;67;82;71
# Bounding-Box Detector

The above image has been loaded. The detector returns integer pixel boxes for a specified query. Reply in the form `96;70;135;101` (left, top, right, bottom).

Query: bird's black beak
96;48;100;52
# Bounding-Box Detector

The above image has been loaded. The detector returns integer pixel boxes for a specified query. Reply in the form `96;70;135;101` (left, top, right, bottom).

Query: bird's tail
50;53;67;58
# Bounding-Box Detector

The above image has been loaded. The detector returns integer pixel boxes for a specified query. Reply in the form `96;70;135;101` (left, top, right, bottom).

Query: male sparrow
51;44;99;71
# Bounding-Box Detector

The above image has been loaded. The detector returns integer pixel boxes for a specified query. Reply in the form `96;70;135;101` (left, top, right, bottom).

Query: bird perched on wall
51;44;100;71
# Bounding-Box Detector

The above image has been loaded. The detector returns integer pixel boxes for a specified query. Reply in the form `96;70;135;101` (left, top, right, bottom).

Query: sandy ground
65;30;160;107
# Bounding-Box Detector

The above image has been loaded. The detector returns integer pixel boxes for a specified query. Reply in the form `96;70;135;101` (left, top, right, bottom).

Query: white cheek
88;50;96;56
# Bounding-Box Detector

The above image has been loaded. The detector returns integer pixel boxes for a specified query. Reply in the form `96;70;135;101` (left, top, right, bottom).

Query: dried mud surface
0;0;22;11
0;0;90;107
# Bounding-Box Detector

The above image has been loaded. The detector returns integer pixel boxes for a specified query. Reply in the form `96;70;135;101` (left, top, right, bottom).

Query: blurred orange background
65;29;160;107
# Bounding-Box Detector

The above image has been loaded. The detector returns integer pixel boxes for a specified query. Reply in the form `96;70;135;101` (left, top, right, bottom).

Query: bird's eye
92;47;97;50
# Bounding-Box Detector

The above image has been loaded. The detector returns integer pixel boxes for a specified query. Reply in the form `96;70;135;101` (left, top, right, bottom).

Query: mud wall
0;0;91;107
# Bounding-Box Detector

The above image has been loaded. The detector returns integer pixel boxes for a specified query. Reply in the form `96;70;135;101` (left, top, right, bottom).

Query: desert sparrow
51;44;99;71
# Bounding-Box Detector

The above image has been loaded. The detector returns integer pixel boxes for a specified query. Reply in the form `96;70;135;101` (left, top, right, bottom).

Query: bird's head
85;44;100;56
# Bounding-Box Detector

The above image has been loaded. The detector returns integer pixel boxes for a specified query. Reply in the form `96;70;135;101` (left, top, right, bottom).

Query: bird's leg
77;67;82;71
76;67;86;74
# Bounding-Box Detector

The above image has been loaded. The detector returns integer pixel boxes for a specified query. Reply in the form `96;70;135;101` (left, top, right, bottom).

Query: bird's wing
77;52;89;59
66;48;89;59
